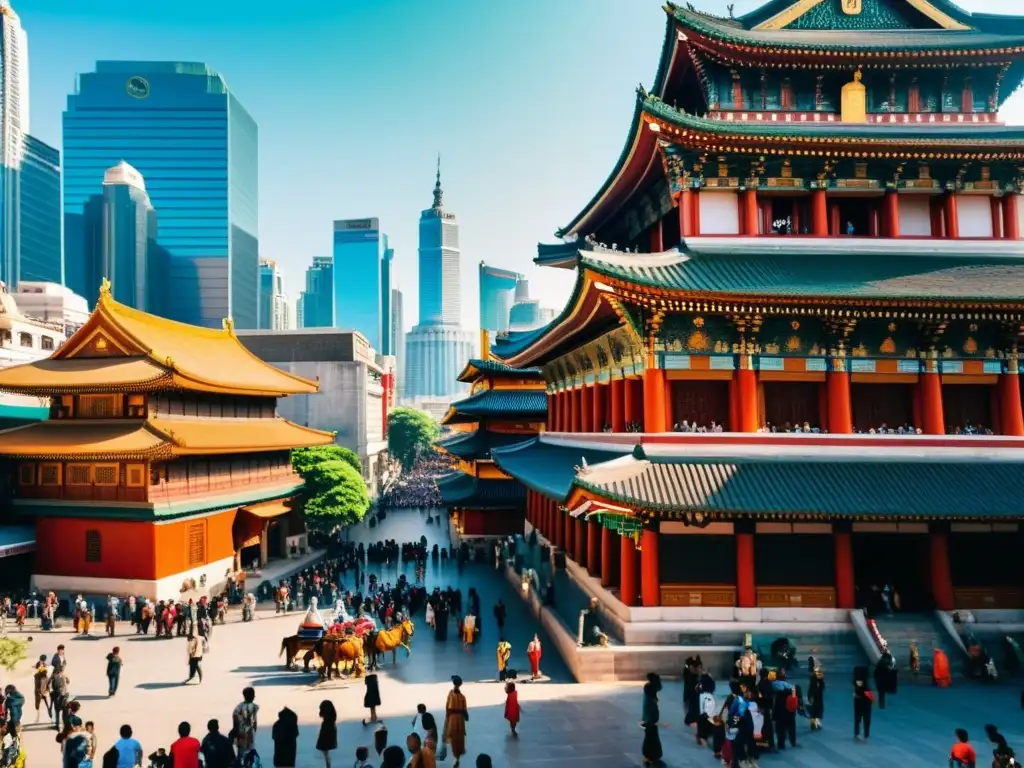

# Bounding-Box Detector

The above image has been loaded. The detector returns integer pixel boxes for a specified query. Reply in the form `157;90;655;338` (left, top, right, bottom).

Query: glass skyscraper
478;262;520;333
380;244;394;355
0;1;28;288
300;255;332;328
332;218;386;350
418;160;460;326
258;259;288;330
391;286;404;393
20;135;62;285
63;61;258;327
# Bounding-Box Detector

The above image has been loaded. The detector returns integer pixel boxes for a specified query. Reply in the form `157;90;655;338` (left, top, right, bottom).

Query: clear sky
15;0;1024;331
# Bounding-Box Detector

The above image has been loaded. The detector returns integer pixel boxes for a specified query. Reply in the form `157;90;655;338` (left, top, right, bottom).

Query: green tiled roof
436;471;526;509
456;359;543;384
578;457;1024;519
490;438;630;502
436;430;533;461
442;389;548;425
581;249;1024;302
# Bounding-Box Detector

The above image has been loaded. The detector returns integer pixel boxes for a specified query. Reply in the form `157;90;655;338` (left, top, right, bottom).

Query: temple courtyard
15;510;1024;767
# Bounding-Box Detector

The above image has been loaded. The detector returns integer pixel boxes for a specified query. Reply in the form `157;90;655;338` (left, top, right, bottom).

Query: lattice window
187;522;206;567
85;530;102;563
39;464;61;486
125;464;145;487
40;336;54;351
18;332;32;348
67;464;91;485
93;464;118;486
78;394;122;418
17;464;34;486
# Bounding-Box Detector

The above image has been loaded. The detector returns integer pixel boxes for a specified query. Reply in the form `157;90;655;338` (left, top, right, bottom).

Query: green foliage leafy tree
0;638;30;672
291;450;370;530
292;445;362;476
387;407;440;470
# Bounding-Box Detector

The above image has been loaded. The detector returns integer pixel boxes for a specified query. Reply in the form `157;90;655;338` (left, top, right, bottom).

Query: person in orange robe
526;635;543;679
933;648;952;688
503;682;520;736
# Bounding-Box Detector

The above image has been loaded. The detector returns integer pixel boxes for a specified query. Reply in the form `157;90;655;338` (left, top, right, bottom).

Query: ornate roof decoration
441;389;548;426
455;358;543;384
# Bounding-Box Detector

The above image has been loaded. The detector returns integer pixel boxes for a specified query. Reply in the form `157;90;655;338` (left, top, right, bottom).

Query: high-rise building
13;281;89;338
0;1;28;288
63;61;259;327
295;294;305;329
380;244;394;355
508;277;556;331
478;262;520;333
299;256;332;329
82;162;161;312
332;218;385;349
391;286;404;393
258;259;288;330
418;159;460;326
19;135;61;285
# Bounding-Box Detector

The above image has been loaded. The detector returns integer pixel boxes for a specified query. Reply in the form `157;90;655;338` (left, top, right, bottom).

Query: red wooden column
601;526;618;587
593;382;607;432
643;367;668;433
558;390;568;431
641;526;661;607
827;354;853;434
736;530;756;608
921;352;945;435
929;527;955;611
587;521;601;576
625;377;643;430
573;518;586;566
559;503;569;552
1000;353;1024;436
545;394;554;432
884;189;900;238
736;354;759;432
570;387;582;433
610;377;625;432
561;390;570;431
1004;194;1021;240
991;196;1004;239
944;192;960;239
580;384;594;433
811;189;828;236
834;528;855;610
743;188;759;236
649;219;664;252
620;535;639;606
550;501;560;549
679;188;695;239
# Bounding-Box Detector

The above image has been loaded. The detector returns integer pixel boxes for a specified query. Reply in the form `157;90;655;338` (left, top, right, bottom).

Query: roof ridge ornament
99;277;112;301
222;317;235;335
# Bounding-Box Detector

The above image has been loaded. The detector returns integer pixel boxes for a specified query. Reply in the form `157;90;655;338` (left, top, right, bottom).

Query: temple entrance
669;380;730;431
852;533;931;613
762;382;823;431
832;197;877;237
766;197;811;235
851;383;914;432
942;383;996;434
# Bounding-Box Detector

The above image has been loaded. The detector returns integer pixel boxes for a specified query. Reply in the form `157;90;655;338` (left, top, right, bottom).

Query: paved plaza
15;510;1024;767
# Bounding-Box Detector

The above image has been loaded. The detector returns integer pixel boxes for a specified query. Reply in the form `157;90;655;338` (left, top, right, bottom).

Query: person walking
807;665;825;730
950;728;977;767
316;700;337;768
526;634;542;679
362;673;381;726
50;665;70;732
407;732;436;768
185;633;203;684
413;703;437;747
496;640;512;682
641;672;664;767
442;675;469;768
503;681;521;736
231;687;259;762
853;666;874;741
106;647;123;696
32;654;50;722
493;600;507;639
271;708;298;768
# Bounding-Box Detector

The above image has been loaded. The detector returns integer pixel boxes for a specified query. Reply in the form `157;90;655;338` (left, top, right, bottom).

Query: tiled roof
437;430;533;461
436;472;527;508
456;359;543;384
535;241;582;269
441;390;548;426
490;438;630;502
0;357;173;395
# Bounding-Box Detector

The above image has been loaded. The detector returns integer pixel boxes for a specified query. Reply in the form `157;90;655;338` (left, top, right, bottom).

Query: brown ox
315;635;366;682
366;618;415;668
279;635;319;670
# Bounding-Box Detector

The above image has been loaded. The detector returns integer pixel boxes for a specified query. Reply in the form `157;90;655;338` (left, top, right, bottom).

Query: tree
292;445;361;476
388;407;440;470
0;638;30;672
293;457;370;530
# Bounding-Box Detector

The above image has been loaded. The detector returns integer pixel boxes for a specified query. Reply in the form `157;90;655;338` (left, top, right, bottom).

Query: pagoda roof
440;389;548;426
455;358;543;384
0;285;321;398
0;417;334;460
436;430;533;461
436;471;527;509
491;438;630;502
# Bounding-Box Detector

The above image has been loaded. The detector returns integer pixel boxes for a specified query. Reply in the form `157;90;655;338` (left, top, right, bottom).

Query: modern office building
508;278;555;332
13;282;89;338
404;324;474;398
380;243;394;355
332;218;385;348
0;1;28;289
391;286;404;394
478;262;520;333
63;61;259;327
258;259;288;330
418;160;461;326
19;136;62;286
299;255;332;328
295;294;305;329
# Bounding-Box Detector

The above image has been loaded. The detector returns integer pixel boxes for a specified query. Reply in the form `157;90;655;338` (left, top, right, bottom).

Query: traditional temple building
0;282;334;598
436;358;546;538
490;0;1024;616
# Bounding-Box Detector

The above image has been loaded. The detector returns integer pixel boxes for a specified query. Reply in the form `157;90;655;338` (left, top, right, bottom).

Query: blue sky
16;0;1024;330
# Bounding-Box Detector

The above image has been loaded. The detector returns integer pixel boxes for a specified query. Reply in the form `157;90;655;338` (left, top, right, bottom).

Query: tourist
950;728;977;767
772;669;797;750
874;644;897;708
503;681;520;736
807;665;825;730
84;721;98;764
361;672;381;726
496;640;512;681
380;745;405;768
443;675;469;767
51;644;67;671
934;648;953;688
352;745;373;768
200;719;235;768
147;748;170;767
32;654;50;721
61;717;90;768
169;722;201;768
853;666;873;741
106;646;123;696
526;634;542;679
3;685;23;733
413;703;437;747
185;632;203;685
493;600;506;638
270;708;298;768
113;724;143;768
50;665;71;732
374;723;389;757
639;672;663;766
694;671;716;747
231;687;259;761
475;756;492;768
407;732;435;768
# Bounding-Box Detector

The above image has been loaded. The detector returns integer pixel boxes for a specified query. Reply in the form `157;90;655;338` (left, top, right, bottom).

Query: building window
93;464;118;486
40;464;61;486
67;464;91;485
125;463;146;487
85;530;102;563
187;522;206;567
18;333;32;348
78;394;122;418
126;394;146;418
17;464;34;486
40;336;54;351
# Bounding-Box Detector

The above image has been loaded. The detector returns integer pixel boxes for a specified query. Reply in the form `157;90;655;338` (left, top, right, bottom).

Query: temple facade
0;282;335;598
489;0;1024;615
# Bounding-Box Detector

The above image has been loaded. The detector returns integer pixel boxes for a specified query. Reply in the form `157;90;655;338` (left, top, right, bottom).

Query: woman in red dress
526;634;543;679
503;682;521;736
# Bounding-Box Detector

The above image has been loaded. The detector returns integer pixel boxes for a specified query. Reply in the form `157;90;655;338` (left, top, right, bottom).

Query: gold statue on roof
99;277;112;298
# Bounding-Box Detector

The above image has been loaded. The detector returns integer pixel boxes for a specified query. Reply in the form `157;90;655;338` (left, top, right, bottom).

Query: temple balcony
705;110;1003;126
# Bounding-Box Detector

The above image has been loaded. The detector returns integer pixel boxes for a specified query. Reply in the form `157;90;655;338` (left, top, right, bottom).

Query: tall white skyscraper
0;1;28;287
417;158;460;326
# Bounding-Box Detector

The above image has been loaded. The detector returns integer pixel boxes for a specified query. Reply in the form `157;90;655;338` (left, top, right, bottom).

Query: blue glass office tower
478;262;520;333
63;61;258;326
332;218;385;350
300;256;332;328
19;135;62;285
380;244;394;355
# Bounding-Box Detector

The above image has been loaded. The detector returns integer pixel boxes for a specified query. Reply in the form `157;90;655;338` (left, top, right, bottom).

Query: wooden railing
953;587;1024;610
661;584;737;607
756;586;836;608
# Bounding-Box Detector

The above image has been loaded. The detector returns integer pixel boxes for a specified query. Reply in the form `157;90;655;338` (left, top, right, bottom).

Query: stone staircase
871;614;965;680
751;630;868;678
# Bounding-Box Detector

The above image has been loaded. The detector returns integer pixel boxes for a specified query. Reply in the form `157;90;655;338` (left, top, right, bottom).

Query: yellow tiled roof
0;357;172;395
148;417;335;455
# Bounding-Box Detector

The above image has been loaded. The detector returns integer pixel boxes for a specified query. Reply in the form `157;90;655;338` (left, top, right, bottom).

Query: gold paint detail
785;335;802;353
687;330;711;352
880;337;897;355
963;336;978;355
753;0;826;30
905;0;971;30
842;0;862;15
841;70;867;124
852;343;868;357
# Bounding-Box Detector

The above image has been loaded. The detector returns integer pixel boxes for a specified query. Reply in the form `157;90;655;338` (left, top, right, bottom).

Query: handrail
849;609;883;665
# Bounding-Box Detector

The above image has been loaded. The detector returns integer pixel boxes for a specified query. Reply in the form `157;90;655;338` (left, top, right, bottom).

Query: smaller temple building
0;283;335;598
436;359;546;538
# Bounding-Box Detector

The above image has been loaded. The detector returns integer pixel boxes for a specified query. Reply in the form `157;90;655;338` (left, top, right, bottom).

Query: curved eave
653;10;688;98
455;359;544;384
0;373;176;397
168;372;317;398
557;94;664;239
535;241;583;270
3;446;173;461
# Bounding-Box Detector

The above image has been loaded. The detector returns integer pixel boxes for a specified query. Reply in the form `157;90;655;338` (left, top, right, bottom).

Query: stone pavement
14;509;1024;767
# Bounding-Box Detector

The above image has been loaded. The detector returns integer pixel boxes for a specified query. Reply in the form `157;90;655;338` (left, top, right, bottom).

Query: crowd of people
378;456;450;510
